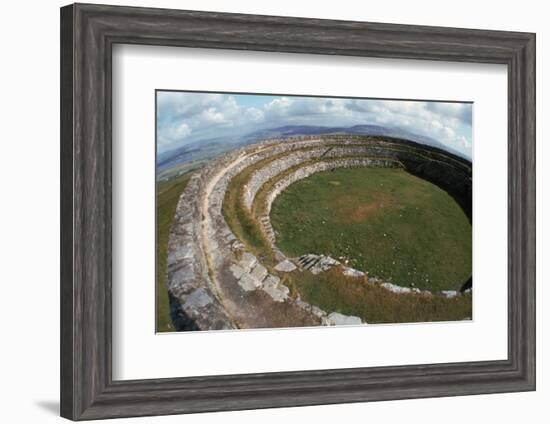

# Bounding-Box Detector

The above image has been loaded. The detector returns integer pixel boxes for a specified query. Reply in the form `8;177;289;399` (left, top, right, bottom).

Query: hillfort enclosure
161;133;472;331
59;7;536;419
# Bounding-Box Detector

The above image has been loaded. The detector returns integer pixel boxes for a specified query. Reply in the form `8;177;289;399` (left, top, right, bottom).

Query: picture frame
60;3;536;420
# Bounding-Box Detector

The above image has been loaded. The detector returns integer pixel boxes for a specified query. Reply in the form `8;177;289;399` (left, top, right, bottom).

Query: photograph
156;91;473;332
0;0;534;422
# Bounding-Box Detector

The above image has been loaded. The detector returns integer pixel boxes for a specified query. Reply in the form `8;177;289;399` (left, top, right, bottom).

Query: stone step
274;259;297;272
262;274;289;302
238;252;257;272
300;255;318;267
304;260;321;270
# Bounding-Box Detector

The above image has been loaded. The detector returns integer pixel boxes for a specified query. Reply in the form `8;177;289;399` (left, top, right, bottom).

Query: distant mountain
244;125;345;139
245;124;465;158
157;124;467;172
157;136;249;171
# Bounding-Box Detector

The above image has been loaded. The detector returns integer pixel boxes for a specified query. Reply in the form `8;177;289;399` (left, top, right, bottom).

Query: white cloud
170;122;192;139
339;99;472;156
157;93;247;146
157;92;472;158
264;97;294;118
201;107;227;124
425;102;472;125
245;107;264;122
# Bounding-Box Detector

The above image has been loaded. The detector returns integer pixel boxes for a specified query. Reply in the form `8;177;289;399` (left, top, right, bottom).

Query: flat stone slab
238;273;259;292
238;252;257;272
262;275;281;289
250;263;268;282
229;264;245;279
327;312;362;326
261;275;289;302
263;285;289;302
183;288;213;310
380;282;412;294
342;267;365;278
274;259;297;272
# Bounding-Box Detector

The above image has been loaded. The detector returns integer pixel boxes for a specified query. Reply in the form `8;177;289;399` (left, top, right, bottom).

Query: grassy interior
270;167;472;291
156;173;191;332
223;155;472;324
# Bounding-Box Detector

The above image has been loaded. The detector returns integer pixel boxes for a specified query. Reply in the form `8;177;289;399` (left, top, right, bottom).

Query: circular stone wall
166;135;472;330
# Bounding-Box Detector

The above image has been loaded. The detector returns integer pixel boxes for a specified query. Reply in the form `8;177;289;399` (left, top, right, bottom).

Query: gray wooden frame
60;3;536;421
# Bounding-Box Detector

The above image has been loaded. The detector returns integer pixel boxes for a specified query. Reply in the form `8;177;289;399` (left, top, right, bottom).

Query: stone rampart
243;145;401;210
166;135;472;330
257;158;400;248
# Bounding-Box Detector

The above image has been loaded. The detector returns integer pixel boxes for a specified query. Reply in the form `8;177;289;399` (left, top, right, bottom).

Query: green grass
271;167;472;292
286;268;472;324
223;155;472;325
156;173;191;332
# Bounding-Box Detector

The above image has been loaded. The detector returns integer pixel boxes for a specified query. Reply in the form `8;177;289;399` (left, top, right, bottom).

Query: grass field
156;173;191;332
284;268;472;324
271;167;472;292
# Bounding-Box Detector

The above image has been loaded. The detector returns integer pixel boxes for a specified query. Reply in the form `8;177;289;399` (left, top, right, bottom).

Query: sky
157;91;473;158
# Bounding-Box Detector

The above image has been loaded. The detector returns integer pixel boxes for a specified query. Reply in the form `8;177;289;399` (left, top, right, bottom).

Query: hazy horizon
157;91;473;159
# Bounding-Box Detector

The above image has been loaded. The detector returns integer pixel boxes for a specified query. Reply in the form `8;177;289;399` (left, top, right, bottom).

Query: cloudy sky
157;91;472;158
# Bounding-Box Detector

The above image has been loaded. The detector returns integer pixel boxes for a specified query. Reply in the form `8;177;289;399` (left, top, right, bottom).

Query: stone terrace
166;135;472;331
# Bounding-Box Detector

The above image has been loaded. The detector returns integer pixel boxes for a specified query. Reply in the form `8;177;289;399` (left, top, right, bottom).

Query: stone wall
166;173;235;331
258;158;401;247
166;135;472;331
243;145;402;210
166;138;330;330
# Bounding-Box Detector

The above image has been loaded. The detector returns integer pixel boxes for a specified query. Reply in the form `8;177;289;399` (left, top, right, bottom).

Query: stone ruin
166;135;473;331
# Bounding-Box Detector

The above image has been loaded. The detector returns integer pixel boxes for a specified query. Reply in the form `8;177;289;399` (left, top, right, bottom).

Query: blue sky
157;91;473;158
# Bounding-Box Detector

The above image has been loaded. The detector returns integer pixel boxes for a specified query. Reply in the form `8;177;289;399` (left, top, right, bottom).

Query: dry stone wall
166;174;235;330
243;145;402;210
259;158;401;247
166;135;472;331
